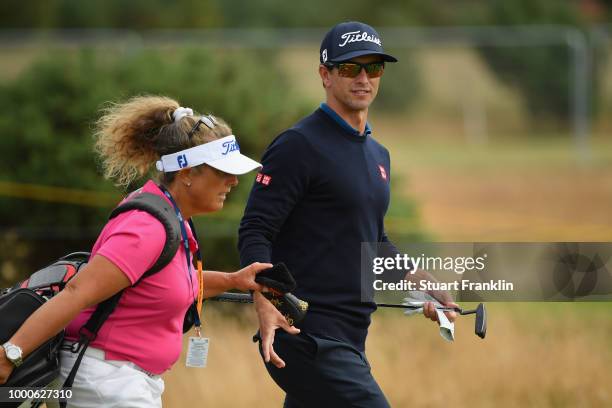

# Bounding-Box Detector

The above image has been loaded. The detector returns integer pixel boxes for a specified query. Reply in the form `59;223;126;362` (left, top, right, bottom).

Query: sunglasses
187;115;218;139
325;61;385;78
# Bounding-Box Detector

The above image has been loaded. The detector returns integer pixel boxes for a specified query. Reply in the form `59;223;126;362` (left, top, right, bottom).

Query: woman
0;95;269;407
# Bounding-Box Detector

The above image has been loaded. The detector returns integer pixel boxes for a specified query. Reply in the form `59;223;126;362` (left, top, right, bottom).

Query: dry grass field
383;137;612;242
163;302;612;408
164;48;612;404
3;43;609;408
162;138;612;408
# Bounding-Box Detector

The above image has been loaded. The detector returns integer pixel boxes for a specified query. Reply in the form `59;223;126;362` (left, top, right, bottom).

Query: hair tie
172;107;194;123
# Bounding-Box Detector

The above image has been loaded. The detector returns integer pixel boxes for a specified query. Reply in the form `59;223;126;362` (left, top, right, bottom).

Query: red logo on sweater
256;172;272;186
378;165;387;181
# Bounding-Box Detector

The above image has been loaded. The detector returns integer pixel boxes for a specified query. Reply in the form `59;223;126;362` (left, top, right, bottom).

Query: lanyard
188;218;205;335
159;185;205;335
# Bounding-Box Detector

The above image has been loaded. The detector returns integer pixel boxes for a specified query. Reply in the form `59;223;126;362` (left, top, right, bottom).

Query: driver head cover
155;135;261;175
255;263;297;293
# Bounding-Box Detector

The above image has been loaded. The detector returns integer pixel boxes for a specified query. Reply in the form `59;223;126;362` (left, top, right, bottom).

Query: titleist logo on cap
338;30;382;47
222;140;239;155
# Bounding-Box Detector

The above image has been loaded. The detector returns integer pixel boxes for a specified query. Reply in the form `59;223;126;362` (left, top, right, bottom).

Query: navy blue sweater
238;105;395;351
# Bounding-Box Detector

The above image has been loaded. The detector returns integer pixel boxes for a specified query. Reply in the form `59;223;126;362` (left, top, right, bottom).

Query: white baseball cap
155;135;261;175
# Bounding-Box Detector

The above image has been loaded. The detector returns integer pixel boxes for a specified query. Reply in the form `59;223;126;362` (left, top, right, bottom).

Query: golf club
377;301;487;339
212;291;308;326
211;293;487;339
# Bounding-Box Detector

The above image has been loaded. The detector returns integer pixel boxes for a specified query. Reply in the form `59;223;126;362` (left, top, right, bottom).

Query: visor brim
207;153;262;175
330;50;398;63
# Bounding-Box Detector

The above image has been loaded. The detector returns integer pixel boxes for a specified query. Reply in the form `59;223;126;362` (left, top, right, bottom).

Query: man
239;21;456;407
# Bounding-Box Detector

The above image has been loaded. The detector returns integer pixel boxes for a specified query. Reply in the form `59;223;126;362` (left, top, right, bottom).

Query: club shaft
211;292;253;303
211;295;478;316
376;303;462;313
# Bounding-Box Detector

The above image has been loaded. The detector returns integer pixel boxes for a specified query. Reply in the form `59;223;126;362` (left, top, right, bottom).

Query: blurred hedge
0;0;485;30
477;0;606;122
3;0;610;125
0;47;311;280
0;47;425;285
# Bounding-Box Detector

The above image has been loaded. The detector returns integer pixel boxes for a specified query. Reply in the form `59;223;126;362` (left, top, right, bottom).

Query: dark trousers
259;330;391;408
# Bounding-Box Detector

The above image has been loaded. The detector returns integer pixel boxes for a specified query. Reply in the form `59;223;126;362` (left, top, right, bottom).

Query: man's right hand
253;291;300;369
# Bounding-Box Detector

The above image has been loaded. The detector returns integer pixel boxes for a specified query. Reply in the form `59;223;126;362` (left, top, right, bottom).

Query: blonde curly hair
94;95;232;187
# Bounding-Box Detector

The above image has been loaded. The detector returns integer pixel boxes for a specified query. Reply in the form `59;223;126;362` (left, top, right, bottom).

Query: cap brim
207;153;262;175
331;50;398;63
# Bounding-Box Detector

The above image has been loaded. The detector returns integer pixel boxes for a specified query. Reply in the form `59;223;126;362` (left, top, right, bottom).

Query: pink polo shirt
65;180;199;374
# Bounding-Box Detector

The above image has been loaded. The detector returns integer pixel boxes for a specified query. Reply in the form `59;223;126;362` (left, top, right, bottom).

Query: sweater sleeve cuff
239;243;272;268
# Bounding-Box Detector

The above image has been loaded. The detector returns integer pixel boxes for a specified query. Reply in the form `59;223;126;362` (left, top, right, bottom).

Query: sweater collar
319;103;372;138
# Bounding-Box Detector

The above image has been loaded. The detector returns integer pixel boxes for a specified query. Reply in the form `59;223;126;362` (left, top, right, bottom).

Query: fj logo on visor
177;154;188;168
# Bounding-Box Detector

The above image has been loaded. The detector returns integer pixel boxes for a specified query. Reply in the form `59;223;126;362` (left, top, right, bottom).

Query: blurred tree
0;46;426;284
476;0;588;123
0;0;222;29
2;0;611;30
0;0;496;29
0;48;310;278
372;55;422;113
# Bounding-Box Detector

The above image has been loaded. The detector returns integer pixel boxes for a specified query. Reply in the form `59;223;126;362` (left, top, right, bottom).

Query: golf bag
0;191;181;407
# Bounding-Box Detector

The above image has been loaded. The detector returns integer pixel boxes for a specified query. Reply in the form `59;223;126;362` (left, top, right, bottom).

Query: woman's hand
0;347;15;385
231;262;271;292
254;291;300;368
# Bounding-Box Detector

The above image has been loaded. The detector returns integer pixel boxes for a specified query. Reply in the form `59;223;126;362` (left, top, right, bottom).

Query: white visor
155;135;261;175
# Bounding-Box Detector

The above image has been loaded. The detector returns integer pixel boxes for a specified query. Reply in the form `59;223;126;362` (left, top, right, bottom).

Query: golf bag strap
60;291;124;404
63;192;181;353
59;336;90;408
109;191;181;284
81;291;124;343
58;192;181;407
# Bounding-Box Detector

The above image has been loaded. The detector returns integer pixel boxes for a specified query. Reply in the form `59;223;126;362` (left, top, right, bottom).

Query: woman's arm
0;254;131;384
202;262;270;298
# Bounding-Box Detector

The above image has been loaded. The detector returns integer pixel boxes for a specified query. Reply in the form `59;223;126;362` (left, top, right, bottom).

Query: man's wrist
252;291;269;309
